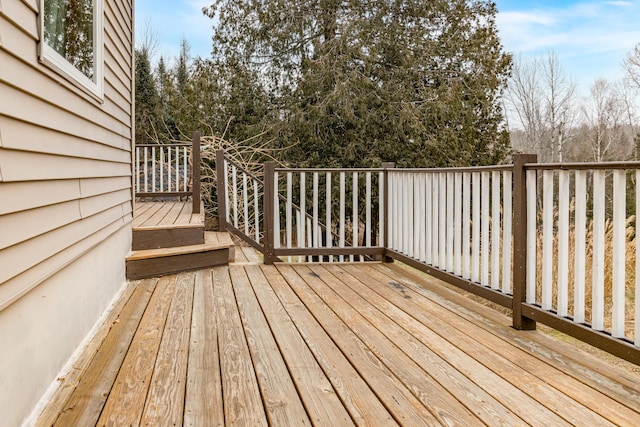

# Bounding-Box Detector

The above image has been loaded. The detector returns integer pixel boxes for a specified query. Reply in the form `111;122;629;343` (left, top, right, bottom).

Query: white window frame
39;0;104;99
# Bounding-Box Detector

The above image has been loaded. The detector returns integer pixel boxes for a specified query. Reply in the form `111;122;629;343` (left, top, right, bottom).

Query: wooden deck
133;200;203;229
37;258;640;426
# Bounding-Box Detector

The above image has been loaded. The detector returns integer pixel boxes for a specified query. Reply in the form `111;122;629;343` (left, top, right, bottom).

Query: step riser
126;248;230;280
132;227;204;250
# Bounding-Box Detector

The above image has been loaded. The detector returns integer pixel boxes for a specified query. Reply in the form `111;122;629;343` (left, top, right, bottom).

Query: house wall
0;0;134;425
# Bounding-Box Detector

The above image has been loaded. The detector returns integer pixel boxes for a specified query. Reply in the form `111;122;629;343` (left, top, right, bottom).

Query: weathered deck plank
97;275;178;425
244;265;354;426
213;267;268;426
230;266;311;426
140;272;195;425
184;269;224;426
51;277;158;426
37;253;640;426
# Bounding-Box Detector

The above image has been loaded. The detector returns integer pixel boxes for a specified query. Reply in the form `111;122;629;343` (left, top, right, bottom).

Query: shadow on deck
37;255;640;426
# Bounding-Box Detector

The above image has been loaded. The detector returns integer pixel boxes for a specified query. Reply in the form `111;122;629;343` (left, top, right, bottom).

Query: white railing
217;153;265;250
135;143;192;195
271;168;384;262
525;163;640;347
215;150;640;364
388;167;514;294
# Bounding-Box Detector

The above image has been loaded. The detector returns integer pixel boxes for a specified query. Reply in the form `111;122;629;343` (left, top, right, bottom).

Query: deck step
126;232;235;280
132;224;204;250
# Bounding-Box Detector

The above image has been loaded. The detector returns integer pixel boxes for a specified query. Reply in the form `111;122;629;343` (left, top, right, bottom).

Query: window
40;0;103;98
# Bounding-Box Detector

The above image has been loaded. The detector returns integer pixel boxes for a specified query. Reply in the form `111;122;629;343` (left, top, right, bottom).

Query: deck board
38;254;640;426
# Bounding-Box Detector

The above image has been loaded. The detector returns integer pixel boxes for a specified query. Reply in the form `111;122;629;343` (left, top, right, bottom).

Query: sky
135;0;640;97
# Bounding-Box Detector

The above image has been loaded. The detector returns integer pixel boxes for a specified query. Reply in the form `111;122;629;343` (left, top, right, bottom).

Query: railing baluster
526;169;537;304
592;170;606;331
462;172;471;279
159;146;164;192
307;217;313;262
419;173;427;263
472;172;480;282
152;146;156;192
232;165;238;229
413;173;420;259
183;146;188;192
168;147;172;192
402;173;409;255
339;172;346;262
243;172;249;236
327;172;333;262
447;172;454;272
454;172;462;276
254;179;260;243
313;172;319;260
491;171;500;289
300;172;306;263
432;173;440;266
352;172;358;262
286;172;293;262
378;171;384;250
574;170;587;323
425;173;432;265
366;172;372;247
612;169;626;338
481;171;490;286
144;147;148;192
439;173;447;269
502;171;512;294
557;170;570;317
135;146;140;194
542;170;554;310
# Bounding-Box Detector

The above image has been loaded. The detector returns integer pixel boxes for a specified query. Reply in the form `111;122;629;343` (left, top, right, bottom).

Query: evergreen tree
135;47;160;144
203;0;512;167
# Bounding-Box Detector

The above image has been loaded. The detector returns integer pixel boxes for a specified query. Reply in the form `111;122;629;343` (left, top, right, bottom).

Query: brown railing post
192;132;201;214
263;161;276;265
512;153;537;330
215;149;228;232
382;162;395;262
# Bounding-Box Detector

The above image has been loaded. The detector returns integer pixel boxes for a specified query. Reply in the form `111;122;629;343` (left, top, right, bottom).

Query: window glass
41;0;102;97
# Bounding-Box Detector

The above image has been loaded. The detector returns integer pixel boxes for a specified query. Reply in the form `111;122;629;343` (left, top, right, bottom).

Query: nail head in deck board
97;275;179;426
247;265;354;426
229;265;312;426
311;264;527;426
261;266;398;426
141;272;195;425
184;269;224;427
213;267;269;426
291;264;482;426
50;277;158;427
34;279;144;427
359;264;633;425
374;263;640;417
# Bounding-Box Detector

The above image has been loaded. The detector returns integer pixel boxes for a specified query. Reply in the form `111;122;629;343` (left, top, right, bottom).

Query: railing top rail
275;167;385;173
136;143;192;148
526;160;640;171
391;164;513;173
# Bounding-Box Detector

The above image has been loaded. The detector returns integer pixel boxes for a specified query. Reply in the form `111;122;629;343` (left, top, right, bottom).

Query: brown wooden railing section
135;131;201;214
215;150;640;365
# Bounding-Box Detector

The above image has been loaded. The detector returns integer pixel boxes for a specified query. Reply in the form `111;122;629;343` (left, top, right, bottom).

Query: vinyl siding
0;0;134;424
0;0;134;304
